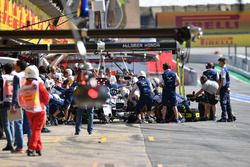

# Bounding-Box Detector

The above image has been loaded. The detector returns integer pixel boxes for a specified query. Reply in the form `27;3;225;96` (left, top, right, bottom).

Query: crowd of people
0;57;236;157
0;61;52;156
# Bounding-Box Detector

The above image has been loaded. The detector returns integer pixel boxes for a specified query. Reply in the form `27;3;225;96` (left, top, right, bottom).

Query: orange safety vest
18;80;43;112
5;80;13;96
1;74;14;103
4;79;13;102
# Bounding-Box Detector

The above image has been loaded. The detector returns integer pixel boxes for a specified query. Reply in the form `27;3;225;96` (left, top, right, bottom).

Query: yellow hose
176;57;182;95
181;64;185;96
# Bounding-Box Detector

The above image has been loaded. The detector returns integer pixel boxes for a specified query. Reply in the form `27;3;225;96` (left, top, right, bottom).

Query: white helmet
78;63;84;69
65;69;73;76
45;79;55;88
25;65;39;80
74;63;79;68
120;87;130;97
55;73;62;82
139;70;146;77
153;77;160;85
84;62;93;70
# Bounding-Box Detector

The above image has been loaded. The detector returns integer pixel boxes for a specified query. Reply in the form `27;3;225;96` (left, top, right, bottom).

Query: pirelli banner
156;11;250;47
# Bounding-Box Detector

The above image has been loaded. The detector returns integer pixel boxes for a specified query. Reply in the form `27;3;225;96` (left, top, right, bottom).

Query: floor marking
148;136;155;142
42;136;61;143
99;136;107;143
231;93;250;103
93;134;129;143
51;137;60;143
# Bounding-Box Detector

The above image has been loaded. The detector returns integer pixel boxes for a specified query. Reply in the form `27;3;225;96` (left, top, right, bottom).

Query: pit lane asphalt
139;63;250;167
0;63;250;167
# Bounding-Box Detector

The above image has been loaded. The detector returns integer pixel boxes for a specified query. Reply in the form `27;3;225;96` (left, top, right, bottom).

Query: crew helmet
25;65;39;80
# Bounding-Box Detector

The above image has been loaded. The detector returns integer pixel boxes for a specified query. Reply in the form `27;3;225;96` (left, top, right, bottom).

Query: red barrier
146;51;176;73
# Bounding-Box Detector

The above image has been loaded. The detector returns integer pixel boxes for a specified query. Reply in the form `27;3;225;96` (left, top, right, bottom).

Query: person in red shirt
18;65;50;156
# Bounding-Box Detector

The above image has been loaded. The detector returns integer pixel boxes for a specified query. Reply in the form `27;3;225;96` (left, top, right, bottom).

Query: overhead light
77;40;86;56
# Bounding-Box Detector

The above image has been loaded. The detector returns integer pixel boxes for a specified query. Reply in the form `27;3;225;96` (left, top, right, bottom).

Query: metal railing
227;45;250;72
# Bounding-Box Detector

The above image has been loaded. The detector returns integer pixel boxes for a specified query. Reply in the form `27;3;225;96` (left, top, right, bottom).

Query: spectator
217;58;236;122
0;63;15;151
38;66;48;83
39;66;51;133
10;60;31;153
48;66;58;80
54;74;63;87
62;68;73;89
0;64;3;139
105;68;117;85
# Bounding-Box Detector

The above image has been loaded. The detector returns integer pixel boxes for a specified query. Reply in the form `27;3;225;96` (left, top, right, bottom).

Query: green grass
214;65;250;84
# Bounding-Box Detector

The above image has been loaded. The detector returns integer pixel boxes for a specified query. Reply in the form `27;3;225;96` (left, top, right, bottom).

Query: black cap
39;66;48;74
163;63;171;70
218;57;226;62
206;62;214;69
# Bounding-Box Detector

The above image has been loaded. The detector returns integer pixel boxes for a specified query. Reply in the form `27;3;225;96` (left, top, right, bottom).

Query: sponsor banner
0;0;53;44
157;11;250;47
157;11;250;33
192;34;250;47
